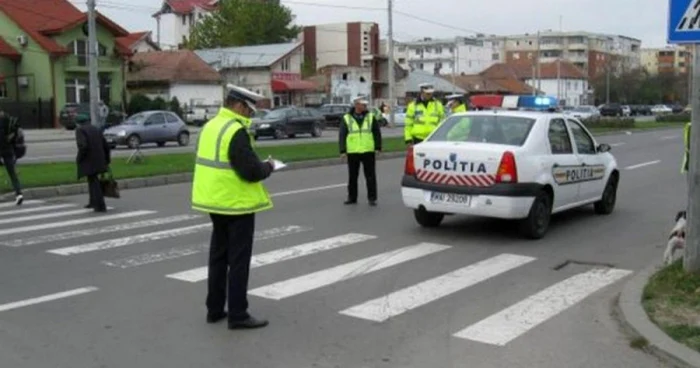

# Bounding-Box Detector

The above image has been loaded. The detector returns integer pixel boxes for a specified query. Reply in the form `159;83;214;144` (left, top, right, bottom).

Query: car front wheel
594;175;618;215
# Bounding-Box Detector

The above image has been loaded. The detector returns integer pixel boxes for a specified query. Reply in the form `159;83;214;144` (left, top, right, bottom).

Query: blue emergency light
517;95;559;110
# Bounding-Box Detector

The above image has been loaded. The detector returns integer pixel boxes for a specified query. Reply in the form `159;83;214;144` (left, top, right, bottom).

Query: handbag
99;168;120;198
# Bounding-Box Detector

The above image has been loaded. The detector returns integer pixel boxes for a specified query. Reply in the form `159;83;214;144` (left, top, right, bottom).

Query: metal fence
0;98;55;129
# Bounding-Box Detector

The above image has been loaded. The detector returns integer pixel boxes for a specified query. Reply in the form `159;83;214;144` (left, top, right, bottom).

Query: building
492;31;642;78
480;62;590;106
127;50;223;108
403;70;465;101
152;0;218;50
116;31;160;54
390;36;501;76
195;42;316;107
0;0;132;128
446;74;535;96
641;45;691;74
305;63;408;105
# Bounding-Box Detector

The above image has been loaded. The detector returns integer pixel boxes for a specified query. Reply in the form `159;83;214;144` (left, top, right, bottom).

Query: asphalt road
20;127;406;164
0;127;684;368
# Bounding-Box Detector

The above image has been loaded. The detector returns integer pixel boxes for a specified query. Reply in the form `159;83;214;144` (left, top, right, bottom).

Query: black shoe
344;199;357;205
93;206;107;213
84;204;94;209
369;200;377;206
228;316;268;330
206;311;227;324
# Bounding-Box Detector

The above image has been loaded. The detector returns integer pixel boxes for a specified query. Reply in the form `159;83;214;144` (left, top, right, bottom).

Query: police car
401;110;619;239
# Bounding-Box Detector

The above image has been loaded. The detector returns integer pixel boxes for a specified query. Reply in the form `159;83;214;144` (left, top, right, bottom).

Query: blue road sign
669;0;700;43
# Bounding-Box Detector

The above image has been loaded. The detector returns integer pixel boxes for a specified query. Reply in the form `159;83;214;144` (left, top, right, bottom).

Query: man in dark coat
0;110;23;205
75;120;111;212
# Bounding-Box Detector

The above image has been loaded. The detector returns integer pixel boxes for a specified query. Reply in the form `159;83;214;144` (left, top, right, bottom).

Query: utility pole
536;30;541;94
557;16;562;103
451;40;456;93
685;44;700;273
387;0;395;128
605;65;610;104
87;0;100;127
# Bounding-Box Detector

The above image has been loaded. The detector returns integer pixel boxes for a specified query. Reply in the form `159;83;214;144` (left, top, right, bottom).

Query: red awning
271;79;316;93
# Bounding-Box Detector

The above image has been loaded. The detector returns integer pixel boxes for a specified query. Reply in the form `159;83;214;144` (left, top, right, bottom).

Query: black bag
13;128;25;160
99;168;120;198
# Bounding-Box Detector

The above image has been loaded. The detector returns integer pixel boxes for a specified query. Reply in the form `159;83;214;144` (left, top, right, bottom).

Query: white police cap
419;83;435;93
352;95;369;105
226;84;265;112
445;93;463;100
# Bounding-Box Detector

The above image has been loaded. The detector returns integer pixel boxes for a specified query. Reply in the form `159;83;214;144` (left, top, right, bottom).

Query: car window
548;118;573;154
286;109;299;118
165;113;180;124
567;119;596;154
429;115;536;146
319;106;332;113
145;113;165;126
299;109;312;117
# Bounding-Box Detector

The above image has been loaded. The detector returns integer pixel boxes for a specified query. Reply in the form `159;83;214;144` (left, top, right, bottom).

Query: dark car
59;103;126;130
599;103;623;117
317;104;351;127
252;107;325;139
630;105;652;116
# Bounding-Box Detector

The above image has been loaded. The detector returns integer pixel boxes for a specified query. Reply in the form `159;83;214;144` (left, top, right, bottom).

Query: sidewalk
24;126;202;143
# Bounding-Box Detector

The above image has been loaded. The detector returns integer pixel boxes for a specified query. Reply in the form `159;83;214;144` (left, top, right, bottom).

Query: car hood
103;124;135;134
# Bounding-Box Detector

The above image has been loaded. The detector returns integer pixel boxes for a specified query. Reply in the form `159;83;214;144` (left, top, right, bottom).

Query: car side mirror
597;143;611;153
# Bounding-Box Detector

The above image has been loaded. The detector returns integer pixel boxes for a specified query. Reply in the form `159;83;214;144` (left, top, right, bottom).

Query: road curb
618;262;700;368
0;151;406;201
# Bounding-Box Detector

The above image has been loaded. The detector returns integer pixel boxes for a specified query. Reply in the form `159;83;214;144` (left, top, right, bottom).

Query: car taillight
495;151;517;183
404;145;416;176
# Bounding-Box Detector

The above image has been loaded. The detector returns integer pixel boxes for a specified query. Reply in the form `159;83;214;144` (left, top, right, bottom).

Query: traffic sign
669;0;700;43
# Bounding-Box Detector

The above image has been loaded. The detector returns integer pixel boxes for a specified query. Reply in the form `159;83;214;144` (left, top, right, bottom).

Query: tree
169;97;184;118
127;94;152;115
590;67;689;105
187;0;301;49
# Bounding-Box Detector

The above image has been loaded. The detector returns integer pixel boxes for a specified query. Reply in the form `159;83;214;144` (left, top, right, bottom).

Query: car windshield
429;115;536;146
123;113;148;125
264;109;290;119
572;106;593;112
253;110;268;119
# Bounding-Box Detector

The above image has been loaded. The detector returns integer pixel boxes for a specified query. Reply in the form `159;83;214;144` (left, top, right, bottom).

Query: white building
152;0;218;50
116;31;160;54
391;36;500;75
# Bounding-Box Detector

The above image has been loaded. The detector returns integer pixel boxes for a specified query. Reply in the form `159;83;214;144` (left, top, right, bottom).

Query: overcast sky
82;0;667;47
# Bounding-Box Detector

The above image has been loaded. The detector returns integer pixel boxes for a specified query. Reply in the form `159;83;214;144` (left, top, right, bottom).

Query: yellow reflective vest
683;122;691;174
344;113;375;153
191;108;273;215
446;103;470;141
451;103;467;113
404;98;445;142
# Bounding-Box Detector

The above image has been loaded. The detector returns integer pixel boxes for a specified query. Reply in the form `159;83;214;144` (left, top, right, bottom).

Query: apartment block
389;36;503;75
641;45;691;74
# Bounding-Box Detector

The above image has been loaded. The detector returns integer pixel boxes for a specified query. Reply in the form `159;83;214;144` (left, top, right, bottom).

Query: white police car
401;110;619;239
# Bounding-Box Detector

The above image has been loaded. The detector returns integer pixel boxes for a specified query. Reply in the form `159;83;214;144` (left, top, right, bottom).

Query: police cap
226;84;264;112
352;95;369;105
419;83;435;93
445;93;463;100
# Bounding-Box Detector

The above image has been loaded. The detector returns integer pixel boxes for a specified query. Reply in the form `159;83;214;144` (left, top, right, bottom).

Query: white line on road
2;214;201;247
47;223;211;256
0;287;99;312
0;199;43;209
660;135;679;140
0;207;113;225
271;184;346;197
453;268;632;346
610;142;625;147
103;225;312;269
0;210;155;236
167;233;377;282
0;203;76;217
339;253;536;322
249;243;450;300
624;160;661;170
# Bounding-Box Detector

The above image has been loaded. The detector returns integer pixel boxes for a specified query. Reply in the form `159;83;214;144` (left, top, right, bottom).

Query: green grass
642;261;700;353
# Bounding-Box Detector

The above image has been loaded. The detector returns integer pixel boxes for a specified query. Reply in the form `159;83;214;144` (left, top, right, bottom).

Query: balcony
64;55;123;72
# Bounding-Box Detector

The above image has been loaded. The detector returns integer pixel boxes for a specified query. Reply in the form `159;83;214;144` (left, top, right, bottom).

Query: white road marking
47;223;211;256
339;253;536;322
102;225;312;269
0;287;99;312
453;268;633;346
0;210;155;236
624;160;661;170
610;142;625;147
271;184;345;197
0;207;113;225
0;200;44;209
660;135;679;140
0;203;76;217
249;243;450;300
2;214;201;247
167;233;376;282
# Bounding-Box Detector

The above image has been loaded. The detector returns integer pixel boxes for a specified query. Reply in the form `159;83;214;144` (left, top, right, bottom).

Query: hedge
656;113;690;123
580;117;636;129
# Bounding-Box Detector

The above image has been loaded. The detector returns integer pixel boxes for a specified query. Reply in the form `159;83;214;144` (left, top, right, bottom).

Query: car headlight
117;130;126;137
259;123;270;129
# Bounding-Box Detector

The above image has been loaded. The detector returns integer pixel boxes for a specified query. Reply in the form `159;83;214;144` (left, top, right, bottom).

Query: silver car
103;110;191;149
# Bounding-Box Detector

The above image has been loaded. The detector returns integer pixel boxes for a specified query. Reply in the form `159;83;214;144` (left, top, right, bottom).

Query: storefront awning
271;79;316;93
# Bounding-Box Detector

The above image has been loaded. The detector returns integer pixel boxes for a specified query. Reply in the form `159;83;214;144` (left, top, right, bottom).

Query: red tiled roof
0;36;21;60
128;50;222;84
445;74;534;95
154;0;218;16
481;62;588;81
116;31;159;52
0;0;130;56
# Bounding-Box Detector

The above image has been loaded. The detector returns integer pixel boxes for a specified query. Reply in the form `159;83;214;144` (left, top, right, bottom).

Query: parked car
103;110;190;149
252;107;325;139
59;103;126;130
599;103;624;117
670;104;685;114
317;104;351;127
384;106;406;127
651;104;673;115
564;105;600;121
630;105;652;116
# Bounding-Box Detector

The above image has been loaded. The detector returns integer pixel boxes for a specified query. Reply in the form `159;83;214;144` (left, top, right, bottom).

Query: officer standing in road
445;93;468;115
339;95;382;206
191;85;276;330
404;83;445;145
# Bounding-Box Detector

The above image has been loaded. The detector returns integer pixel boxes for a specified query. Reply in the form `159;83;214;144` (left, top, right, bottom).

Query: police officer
191;84;276;330
404;83;445;145
445;93;467;114
339;95;382;206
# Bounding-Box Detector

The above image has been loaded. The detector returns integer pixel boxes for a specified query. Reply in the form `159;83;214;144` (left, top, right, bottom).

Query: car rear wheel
311;124;322;137
177;131;190;146
157;141;166;147
594;175;618;215
413;207;444;228
127;134;141;149
519;190;552;239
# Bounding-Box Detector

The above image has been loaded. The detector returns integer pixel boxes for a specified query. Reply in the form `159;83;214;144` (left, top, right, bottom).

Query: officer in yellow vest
444;94;472;141
405;83;445;145
339;95;382;206
191;85;276;330
683;122;691;174
445;93;467;114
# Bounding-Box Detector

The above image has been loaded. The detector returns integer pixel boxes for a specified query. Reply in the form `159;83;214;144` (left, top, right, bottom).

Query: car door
164;112;182;140
143;112;166;142
546;117;582;209
566;118;607;201
285;109;303;134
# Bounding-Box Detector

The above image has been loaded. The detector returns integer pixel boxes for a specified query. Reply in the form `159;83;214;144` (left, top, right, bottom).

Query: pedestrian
191;84;276;330
0;110;23;205
75;119;111;212
339;95;382;206
404;83;445;146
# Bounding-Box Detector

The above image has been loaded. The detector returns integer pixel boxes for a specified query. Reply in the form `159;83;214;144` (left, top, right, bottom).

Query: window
548;119;573;154
415;48;421;55
280;57;290;71
567;120;596;154
429;115;536;146
165;112;180;123
145;113;166;126
435;46;442;54
65;78;88;103
492;53;500;61
182;15;186;25
0;82;6;99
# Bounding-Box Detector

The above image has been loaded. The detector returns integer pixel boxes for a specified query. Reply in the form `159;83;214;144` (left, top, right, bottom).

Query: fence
0;98;55;129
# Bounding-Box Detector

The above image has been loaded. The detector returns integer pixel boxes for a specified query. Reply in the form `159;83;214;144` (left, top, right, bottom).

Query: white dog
663;210;687;265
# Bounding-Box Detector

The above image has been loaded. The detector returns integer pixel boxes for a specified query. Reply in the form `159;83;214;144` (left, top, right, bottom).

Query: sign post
669;0;700;272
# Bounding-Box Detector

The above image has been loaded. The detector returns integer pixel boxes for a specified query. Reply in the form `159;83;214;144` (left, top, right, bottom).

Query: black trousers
1;152;21;195
207;213;255;322
411;138;424;144
347;152;377;202
86;175;106;210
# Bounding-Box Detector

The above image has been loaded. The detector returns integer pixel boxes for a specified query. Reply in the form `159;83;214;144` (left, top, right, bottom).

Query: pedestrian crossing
0;199;634;346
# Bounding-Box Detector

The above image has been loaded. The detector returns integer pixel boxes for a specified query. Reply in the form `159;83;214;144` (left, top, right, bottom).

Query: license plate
430;192;471;205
